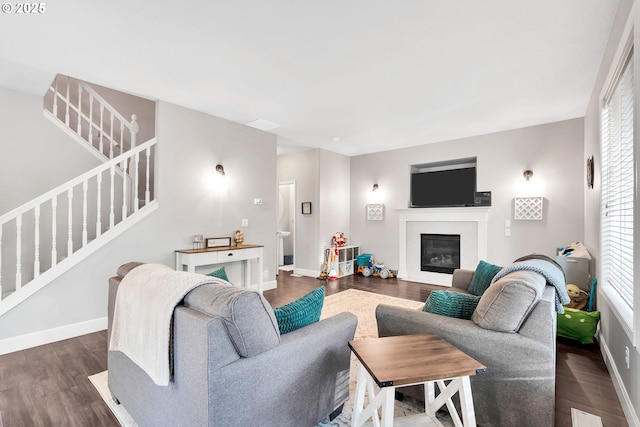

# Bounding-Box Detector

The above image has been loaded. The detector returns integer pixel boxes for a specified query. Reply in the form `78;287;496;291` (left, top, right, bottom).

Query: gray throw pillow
471;270;546;332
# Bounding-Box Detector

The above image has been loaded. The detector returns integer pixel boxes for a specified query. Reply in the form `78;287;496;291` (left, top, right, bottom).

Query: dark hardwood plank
0;271;628;427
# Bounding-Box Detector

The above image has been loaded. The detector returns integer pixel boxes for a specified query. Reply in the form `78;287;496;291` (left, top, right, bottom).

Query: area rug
90;289;452;426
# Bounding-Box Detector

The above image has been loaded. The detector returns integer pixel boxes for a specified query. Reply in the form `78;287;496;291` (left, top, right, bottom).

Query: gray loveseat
107;262;358;427
376;267;558;427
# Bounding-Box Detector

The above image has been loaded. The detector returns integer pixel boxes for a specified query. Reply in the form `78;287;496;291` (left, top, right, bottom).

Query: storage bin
356;254;372;266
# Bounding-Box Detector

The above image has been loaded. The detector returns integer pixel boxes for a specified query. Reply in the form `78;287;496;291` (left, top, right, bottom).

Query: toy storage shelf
325;245;359;278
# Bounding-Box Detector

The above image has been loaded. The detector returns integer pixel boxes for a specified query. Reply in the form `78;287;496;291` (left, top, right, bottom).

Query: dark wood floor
0;271;628;426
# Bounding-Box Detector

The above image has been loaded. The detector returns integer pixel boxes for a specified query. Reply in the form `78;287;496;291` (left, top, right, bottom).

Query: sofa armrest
452;269;474;290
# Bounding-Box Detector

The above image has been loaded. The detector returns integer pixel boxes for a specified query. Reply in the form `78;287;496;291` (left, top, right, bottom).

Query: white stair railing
0;138;157;315
44;74;139;161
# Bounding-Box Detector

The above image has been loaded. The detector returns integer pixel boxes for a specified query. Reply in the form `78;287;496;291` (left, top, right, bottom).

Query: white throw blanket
109;263;223;386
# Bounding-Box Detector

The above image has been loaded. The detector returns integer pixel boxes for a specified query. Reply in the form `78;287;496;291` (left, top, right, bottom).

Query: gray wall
350;118;585;269
0;99;277;341
584;0;639;423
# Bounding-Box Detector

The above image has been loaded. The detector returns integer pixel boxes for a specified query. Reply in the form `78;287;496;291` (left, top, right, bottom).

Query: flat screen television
410;167;476;207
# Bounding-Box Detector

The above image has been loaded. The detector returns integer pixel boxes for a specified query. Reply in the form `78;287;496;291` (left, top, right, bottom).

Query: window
601;36;635;340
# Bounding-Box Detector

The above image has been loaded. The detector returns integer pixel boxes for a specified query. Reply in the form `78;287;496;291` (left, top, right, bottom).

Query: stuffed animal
331;232;348;247
565;283;589;311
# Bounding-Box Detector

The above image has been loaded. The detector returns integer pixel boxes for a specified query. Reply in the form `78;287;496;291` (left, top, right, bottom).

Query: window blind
601;49;634;309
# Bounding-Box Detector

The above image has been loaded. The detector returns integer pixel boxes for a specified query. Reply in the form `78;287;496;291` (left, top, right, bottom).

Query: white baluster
0;226;3;300
77;82;83;136
16;214;22;290
52;75;58;118
121;158;128;219
109;114;114;159
120;122;124;156
134;152;140;212
34;205;40;278
100;104;105;157
96;173;102;238
51;195;57;267
131;114;138;149
88;93;94;148
67;188;73;256
145;146;151;205
82;180;88;246
65;76;70;126
110;166;115;228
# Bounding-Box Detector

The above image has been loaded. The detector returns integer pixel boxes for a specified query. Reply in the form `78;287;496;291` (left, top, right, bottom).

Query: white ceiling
0;0;619;156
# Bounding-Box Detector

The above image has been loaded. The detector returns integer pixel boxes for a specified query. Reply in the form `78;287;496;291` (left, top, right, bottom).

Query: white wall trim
599;334;640;427
396;207;490;285
0;316;108;355
294;267;320;278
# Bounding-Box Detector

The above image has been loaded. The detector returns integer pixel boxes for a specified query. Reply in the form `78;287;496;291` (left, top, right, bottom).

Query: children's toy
328;246;339;280
331;232;347;247
565;283;589;311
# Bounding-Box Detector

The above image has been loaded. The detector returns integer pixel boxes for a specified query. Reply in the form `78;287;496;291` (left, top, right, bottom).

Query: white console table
175;244;264;293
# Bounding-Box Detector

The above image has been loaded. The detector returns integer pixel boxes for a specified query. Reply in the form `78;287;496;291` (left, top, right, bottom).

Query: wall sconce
372;183;379;192
523;170;533;181
216;164;226;176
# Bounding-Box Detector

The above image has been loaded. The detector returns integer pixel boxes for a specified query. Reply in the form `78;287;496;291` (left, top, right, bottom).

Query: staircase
0;75;158;316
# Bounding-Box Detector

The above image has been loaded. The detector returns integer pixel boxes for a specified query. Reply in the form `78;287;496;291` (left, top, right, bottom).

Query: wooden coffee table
348;334;486;427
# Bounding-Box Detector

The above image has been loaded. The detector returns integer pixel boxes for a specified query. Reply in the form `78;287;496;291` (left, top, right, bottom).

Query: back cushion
471;270;546;332
184;282;280;357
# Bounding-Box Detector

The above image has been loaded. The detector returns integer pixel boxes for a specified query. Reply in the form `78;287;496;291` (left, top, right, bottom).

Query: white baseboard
0;316;108;355
599;334;640;427
293;268;320;278
261;279;277;291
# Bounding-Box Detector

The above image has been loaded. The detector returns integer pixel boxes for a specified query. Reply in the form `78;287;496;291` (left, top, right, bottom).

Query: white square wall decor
367;204;384;221
514;197;544;220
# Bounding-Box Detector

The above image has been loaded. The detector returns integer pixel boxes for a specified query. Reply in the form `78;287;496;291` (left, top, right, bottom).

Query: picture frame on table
206;237;231;248
301;202;312;215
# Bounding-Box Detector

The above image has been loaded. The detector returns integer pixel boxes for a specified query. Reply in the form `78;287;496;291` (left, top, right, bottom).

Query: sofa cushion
207;266;229;282
273;287;325;334
467;260;502;296
184;282;280;357
471;270;546;332
422;290;481;320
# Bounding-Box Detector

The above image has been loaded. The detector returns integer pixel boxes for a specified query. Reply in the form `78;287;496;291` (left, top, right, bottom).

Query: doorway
277;181;295;273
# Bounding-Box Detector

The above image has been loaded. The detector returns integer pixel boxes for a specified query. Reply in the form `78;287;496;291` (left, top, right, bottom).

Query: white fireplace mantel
397;207;490;285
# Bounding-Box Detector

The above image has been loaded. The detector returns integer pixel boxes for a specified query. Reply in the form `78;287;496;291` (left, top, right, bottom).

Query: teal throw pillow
468;260;502;296
207;266;229;282
273;287;325;334
423;290;481;320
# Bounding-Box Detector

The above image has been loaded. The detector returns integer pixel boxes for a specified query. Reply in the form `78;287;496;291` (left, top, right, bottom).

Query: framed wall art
206;237;231;248
301;202;312;215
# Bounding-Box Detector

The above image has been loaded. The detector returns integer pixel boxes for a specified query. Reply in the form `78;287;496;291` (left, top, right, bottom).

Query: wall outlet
625;346;630;369
242;218;249;227
254;198;263;205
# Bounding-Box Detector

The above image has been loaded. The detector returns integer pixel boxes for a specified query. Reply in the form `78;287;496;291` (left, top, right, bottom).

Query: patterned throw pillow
467;260;502;296
423;290;482;320
273;287;325;334
207;266;229;282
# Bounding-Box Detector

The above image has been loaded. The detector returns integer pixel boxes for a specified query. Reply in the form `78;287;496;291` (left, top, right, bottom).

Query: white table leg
257;247;264;293
352;363;368;427
459;376;477;427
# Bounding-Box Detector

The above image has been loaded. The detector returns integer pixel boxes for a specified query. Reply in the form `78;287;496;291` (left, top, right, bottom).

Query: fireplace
421;234;460;274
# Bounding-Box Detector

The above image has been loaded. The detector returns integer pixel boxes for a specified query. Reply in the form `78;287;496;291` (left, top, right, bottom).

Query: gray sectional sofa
376;267;558;427
107;262;358;427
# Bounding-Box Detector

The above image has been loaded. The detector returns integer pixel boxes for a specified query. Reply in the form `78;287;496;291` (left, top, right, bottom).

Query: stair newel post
67;188;73;256
65;76;70;126
34;205;40;278
96;173;102;238
15;214;22;290
51;195;57;267
130;114;138;149
82;180;88;246
109;166;116;228
77;83;83;137
145;146;151;205
121;158;128;219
